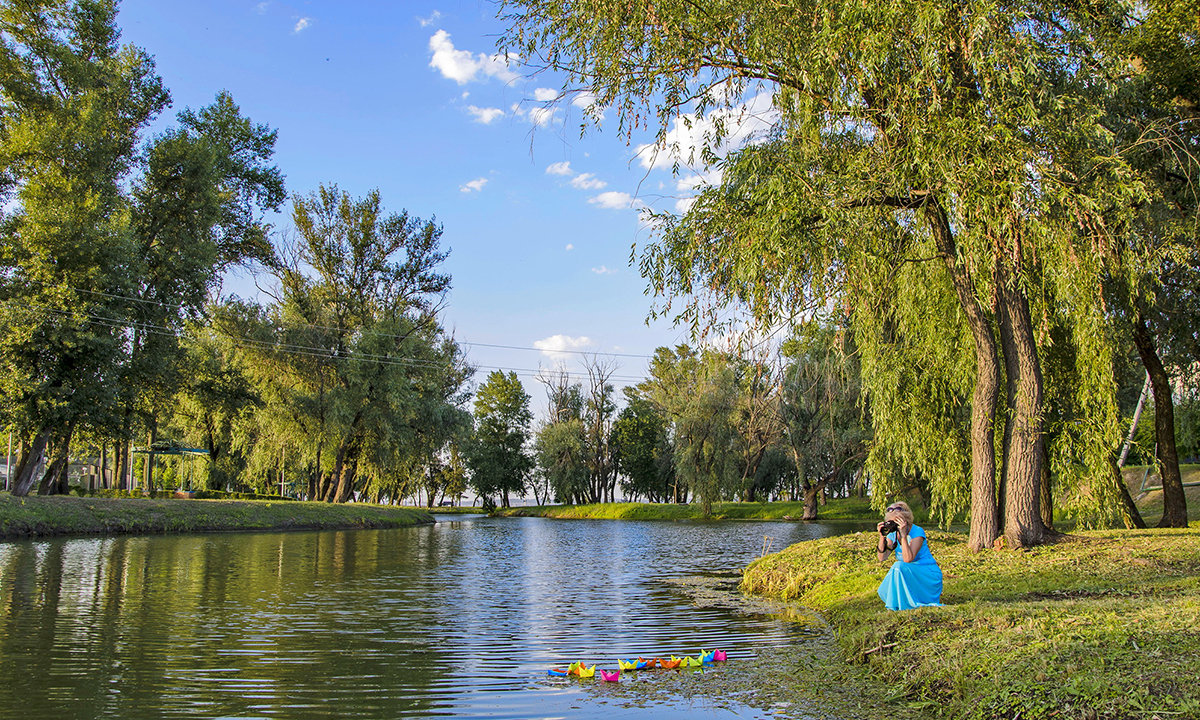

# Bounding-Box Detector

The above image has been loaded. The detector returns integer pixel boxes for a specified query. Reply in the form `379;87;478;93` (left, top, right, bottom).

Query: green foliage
611;392;672;502
534;418;588;503
467;370;533;506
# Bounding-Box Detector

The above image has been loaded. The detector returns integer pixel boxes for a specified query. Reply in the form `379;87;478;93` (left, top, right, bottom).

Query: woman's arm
875;521;893;561
895;519;924;563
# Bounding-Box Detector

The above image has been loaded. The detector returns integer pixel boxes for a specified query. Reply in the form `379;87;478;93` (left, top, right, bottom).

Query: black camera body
879;519;900;536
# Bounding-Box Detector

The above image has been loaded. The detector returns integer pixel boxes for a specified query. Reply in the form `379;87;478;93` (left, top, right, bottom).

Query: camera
879;519;899;536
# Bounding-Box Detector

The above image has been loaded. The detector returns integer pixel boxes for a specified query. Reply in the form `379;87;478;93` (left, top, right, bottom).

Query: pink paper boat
600;669;620;682
713;649;727;662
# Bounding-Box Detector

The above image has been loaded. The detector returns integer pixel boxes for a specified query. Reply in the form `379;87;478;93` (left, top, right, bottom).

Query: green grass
497;497;883;521
742;528;1200;719
0;493;434;539
1121;463;1200;525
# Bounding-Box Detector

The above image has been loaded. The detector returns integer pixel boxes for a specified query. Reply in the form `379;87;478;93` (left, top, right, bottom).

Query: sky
115;0;774;409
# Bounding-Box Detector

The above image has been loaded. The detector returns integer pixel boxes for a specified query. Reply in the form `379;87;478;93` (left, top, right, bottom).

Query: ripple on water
0;515;867;719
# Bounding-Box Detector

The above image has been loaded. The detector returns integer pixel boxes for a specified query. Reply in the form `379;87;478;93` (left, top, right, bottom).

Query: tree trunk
1110;457;1147;529
1039;443;1054;531
1132;311;1188;527
143;420;158;495
11;430;50;497
927;201;1001;552
997;267;1050;548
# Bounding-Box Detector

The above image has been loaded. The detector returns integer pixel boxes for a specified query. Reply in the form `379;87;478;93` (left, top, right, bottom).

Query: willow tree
502;0;1152;547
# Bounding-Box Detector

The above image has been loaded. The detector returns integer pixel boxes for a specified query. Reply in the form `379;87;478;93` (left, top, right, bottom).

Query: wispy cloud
428;30;517;85
591;266;617;275
570;173;606;191
417;10;442;27
459;177;488;193
293;16;311;33
256;2;270;14
546;161;573;176
588;191;642;211
466;105;504;124
565;243;575;251
510;103;557;127
534;334;594;363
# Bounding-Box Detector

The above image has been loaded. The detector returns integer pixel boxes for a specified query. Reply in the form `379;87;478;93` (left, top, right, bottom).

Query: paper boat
574;663;596;678
713;649;727;662
600;669;620;682
659;657;682;669
547;667;569;677
680;655;703;667
699;650;716;664
617;658;639;671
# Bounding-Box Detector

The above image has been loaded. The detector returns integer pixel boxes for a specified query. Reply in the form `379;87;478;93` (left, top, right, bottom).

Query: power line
7;279;661;360
2;299;653;384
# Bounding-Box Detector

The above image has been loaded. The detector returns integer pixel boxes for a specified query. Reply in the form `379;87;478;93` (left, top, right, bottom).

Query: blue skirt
878;560;943;611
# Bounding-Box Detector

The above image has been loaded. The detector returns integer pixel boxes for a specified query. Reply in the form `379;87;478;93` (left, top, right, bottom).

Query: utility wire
3;299;652;384
7;279;661;360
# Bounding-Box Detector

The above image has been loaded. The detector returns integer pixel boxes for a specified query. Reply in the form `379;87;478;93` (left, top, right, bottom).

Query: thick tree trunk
11;430;50;497
39;423;74;495
1131;311;1188;527
927;201;1002;552
997;269;1051;548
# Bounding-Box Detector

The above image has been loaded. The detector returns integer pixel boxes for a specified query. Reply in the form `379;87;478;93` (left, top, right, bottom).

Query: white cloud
546;161;573;176
675;197;696;213
591;265;617;275
570;173;606;191
571;91;598;109
293;17;311;33
589;191;642;211
459;177;488;193
466;105;504;124
565;243;575;251
418;10;442;27
635;90;778;172
429;30;518;85
510;102;558;127
533;87;558;102
256;2;270;14
534;334;594;363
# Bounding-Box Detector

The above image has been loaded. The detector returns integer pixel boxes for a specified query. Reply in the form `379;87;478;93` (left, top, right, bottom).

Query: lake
0;514;868;719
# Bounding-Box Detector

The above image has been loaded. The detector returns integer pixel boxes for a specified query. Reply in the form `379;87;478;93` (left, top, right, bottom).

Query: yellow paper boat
617;659;638;671
575;663;596;678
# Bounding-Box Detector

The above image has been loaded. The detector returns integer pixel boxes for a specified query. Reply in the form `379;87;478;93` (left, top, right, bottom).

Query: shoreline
0;494;434;541
496;499;883;522
741;527;1200;719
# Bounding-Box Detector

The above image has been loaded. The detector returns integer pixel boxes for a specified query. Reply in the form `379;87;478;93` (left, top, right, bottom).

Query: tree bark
11;430;50;497
997;265;1051;547
926;201;1002;551
1110;457;1147;529
1131;310;1188;527
143;419;158;495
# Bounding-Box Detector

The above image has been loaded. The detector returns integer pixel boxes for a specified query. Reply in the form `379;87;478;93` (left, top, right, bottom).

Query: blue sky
117;0;776;405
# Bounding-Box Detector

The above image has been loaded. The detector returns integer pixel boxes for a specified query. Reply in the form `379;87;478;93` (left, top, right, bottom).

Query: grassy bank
742;528;1200;719
0;493;434;540
498;497;881;521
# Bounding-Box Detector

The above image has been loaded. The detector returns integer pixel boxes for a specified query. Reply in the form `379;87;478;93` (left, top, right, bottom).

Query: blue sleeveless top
886;525;937;564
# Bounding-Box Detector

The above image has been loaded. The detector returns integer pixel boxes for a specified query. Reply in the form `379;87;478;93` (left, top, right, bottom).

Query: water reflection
0;516;864;719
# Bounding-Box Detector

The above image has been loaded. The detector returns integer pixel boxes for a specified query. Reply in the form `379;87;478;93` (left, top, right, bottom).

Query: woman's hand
896;516;911;537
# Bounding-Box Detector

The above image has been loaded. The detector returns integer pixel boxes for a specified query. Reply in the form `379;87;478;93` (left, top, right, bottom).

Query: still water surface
0;515;863;719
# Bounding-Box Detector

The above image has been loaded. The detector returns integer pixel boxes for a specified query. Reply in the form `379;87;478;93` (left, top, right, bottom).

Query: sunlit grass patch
743;529;1200;719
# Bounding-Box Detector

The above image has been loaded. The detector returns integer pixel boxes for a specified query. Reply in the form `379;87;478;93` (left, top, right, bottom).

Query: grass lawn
742;527;1200;719
0;493;433;539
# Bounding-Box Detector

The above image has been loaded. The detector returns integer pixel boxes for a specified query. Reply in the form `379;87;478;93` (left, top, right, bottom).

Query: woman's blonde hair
885;501;914;524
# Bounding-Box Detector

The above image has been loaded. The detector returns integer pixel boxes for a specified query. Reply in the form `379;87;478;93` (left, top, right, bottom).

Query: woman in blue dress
876;501;943;610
